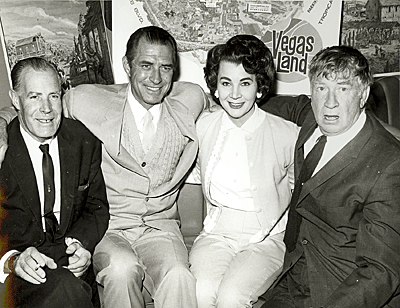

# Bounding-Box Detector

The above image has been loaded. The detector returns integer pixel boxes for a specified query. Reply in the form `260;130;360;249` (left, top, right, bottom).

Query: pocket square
78;183;89;191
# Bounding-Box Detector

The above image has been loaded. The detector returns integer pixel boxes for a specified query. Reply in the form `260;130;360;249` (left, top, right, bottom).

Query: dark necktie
39;144;58;241
284;135;327;252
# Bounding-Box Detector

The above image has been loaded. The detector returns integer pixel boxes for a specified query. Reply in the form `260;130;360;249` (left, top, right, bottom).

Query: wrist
4;253;20;274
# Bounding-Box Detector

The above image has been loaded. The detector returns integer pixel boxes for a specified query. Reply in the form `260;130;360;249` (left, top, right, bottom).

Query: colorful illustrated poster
0;0;113;88
113;0;343;95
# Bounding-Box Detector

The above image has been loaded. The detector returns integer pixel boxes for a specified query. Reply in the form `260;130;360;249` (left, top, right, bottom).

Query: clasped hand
13;243;91;284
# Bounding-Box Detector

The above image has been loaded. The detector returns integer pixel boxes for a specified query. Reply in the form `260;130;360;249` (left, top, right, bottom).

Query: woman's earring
256;92;262;99
214;91;219;99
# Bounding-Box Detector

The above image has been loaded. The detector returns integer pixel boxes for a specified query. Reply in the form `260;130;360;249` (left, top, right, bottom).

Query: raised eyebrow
219;76;232;82
337;81;352;86
137;60;153;65
240;77;254;82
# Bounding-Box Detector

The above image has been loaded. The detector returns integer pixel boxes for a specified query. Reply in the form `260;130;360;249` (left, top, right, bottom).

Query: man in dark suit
261;46;400;308
0;57;109;307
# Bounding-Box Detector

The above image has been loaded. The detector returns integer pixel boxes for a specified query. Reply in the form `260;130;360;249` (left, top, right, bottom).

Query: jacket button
302;239;308;245
141;162;146;167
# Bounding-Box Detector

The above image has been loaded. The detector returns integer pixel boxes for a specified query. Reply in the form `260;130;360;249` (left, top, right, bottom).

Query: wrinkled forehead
312;68;361;85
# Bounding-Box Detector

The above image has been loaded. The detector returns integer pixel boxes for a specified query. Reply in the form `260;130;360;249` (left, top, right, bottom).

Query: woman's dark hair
204;34;275;103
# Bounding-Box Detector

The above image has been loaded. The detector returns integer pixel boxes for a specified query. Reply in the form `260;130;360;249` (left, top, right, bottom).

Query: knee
163;263;194;284
216;285;250;308
94;251;144;284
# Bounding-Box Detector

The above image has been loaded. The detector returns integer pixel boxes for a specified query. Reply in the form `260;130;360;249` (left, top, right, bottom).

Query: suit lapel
294;111;317;178
57;121;76;235
7;120;42;223
101;85;146;176
298;113;374;203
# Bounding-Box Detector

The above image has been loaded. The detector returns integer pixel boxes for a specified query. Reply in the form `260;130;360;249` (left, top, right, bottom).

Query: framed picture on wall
0;0;114;90
341;0;400;77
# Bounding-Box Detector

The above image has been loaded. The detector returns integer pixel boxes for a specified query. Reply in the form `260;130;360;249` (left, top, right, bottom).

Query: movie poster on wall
113;0;343;95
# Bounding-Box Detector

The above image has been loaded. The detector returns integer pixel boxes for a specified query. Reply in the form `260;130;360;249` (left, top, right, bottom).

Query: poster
341;0;400;77
113;0;343;95
0;0;114;88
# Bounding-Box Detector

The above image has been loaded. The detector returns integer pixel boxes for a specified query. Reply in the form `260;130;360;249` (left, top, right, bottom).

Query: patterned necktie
39;144;58;241
142;110;155;154
284;135;327;252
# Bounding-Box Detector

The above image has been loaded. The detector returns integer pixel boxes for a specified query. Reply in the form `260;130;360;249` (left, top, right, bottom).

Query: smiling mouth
145;86;162;92
37;119;53;124
229;102;244;109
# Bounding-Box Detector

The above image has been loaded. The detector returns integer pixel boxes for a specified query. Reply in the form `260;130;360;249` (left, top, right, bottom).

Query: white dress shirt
20;127;61;228
305;110;367;175
126;86;161;142
209;108;264;212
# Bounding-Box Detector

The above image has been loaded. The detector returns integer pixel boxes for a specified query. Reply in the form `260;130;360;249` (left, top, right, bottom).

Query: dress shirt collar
127;85;161;129
20;124;56;150
310;110;367;147
221;105;263;133
305;110;367;173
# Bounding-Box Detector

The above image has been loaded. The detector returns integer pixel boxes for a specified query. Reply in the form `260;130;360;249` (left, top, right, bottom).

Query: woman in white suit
188;35;300;308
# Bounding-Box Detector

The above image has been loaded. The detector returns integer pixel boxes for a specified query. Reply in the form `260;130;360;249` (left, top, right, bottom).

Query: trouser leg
1;267;92;308
132;228;197;308
93;232;145;308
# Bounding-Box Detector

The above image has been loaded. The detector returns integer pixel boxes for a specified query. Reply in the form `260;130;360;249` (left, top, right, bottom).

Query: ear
122;56;131;77
360;85;370;109
9;90;20;111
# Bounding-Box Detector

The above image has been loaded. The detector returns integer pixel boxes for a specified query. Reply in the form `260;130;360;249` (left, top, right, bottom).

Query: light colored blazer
194;106;299;242
63;81;208;237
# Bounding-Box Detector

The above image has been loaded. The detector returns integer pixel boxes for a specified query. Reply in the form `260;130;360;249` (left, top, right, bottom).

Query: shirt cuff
0;250;20;283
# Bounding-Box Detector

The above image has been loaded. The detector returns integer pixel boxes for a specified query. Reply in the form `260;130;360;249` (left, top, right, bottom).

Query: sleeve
62;88;77;120
0;250;19;283
0;106;17;124
259;94;311;126
325;158;400;308
168;82;211;120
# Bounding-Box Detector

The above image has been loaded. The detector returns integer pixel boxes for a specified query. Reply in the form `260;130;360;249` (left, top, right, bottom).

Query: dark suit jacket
0;117;109;262
277;110;400;308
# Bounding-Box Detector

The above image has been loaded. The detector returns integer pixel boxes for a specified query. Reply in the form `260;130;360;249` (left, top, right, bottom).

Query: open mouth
324;115;339;121
228;102;244;109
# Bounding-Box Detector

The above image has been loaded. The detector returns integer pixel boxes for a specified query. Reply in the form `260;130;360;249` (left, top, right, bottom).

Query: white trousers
93;225;197;308
189;208;285;308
